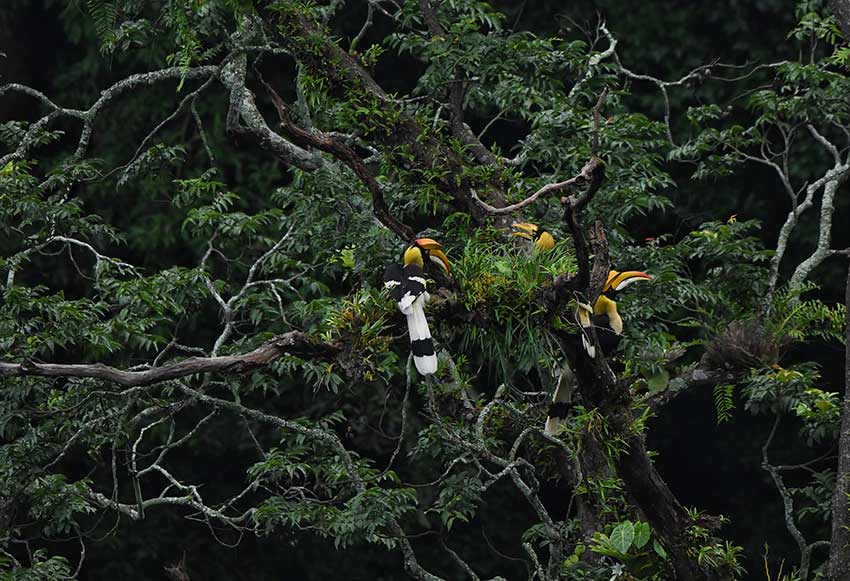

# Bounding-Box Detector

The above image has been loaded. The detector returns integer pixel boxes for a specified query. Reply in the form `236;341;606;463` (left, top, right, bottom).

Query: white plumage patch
544;417;562;436
580;334;596;359
407;296;437;375
398;291;417;315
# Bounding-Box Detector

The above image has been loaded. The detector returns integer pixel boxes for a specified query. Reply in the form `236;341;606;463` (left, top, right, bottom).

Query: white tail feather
407;298;437;375
414;354;437;375
544;363;575;435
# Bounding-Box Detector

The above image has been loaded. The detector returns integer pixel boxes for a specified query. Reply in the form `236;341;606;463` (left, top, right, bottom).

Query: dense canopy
2;1;850;580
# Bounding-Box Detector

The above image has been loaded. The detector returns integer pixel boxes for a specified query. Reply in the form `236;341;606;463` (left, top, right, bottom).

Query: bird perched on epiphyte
383;238;450;376
545;269;652;434
584;269;653;356
512;222;556;252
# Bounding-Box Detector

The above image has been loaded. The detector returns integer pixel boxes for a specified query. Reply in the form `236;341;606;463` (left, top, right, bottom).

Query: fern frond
713;383;735;424
86;0;118;42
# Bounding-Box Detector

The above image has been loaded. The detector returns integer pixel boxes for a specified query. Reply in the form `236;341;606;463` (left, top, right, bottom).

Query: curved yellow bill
604;270;652;292
415;238;450;273
511;222;538;241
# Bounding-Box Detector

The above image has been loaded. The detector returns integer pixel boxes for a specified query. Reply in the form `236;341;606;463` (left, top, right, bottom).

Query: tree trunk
617;432;722;580
828;261;850;579
829;0;850;39
559;334;722;580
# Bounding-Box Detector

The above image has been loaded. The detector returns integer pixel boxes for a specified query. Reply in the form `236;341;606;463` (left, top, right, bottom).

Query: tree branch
0;331;338;388
221;49;322;171
829;0;850;39
0;66;219;167
258;74;415;240
828;257;850;578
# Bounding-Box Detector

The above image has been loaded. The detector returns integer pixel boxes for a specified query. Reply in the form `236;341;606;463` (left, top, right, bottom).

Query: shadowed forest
2;1;850;580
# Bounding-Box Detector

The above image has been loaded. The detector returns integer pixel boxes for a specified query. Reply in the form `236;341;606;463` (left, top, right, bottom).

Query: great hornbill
545;268;652;434
383;238;450;376
511;222;653;433
512;222;556;252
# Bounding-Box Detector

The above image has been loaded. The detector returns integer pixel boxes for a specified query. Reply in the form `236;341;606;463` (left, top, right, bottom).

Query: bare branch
487;89;605;215
0;331;338;388
0;66;219;167
788;159;850;290
762;415;821;581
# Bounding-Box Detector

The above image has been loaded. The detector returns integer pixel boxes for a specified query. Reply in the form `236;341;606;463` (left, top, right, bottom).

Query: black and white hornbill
545;269;652;434
512;222;556;252
383;238;450;376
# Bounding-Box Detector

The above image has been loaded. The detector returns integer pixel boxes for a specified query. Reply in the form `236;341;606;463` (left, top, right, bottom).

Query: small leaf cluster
591;519;667;579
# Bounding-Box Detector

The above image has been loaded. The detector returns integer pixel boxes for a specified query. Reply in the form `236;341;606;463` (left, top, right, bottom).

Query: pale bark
828;261;850;579
0;332;336;388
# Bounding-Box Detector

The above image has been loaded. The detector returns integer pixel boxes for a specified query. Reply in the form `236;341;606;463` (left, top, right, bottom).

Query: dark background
1;1;845;579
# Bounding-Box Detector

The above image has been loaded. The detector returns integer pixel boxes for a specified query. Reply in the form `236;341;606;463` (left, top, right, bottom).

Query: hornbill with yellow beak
545;269;652;434
512;222;556;252
383;238;450;376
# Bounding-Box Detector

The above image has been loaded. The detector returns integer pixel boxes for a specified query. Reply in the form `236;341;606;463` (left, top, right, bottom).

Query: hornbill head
511;222;555;251
404;238;450;273
581;269;653;353
602;270;652;297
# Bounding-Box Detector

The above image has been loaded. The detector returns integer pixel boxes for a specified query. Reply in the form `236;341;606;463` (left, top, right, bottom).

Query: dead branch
0;332;338;388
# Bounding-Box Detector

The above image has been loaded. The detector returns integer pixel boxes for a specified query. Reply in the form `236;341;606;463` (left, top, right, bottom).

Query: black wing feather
383;264;404;302
401;264;426;297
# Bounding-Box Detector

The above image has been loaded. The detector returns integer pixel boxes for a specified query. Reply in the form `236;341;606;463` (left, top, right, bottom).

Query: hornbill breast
591;314;622;354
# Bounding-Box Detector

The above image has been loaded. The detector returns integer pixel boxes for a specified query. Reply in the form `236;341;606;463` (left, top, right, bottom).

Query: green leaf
610;521;635;554
646;370;670;393
653;538;668;559
633;521;650;549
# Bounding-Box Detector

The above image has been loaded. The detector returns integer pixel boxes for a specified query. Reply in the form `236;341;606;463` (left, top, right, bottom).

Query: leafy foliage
1;0;848;579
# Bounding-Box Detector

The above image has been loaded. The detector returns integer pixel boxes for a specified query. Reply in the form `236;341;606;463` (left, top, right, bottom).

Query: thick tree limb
829;259;850;578
546;117;722;579
646;363;739;411
276;9;503;221
788;130;850;290
0;332;338;388
220;50;322;171
258;75;415;240
829;0;850;39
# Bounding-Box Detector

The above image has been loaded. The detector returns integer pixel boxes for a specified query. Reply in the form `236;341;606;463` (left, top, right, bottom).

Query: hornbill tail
544;364;576;435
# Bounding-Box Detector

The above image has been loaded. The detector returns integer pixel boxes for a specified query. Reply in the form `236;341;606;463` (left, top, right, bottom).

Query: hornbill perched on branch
383;239;450;376
546;268;652;434
511;223;652;433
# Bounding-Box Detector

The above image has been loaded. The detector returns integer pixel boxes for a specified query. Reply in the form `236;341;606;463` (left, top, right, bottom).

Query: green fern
86;0;118;44
766;283;846;344
713;384;735;424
